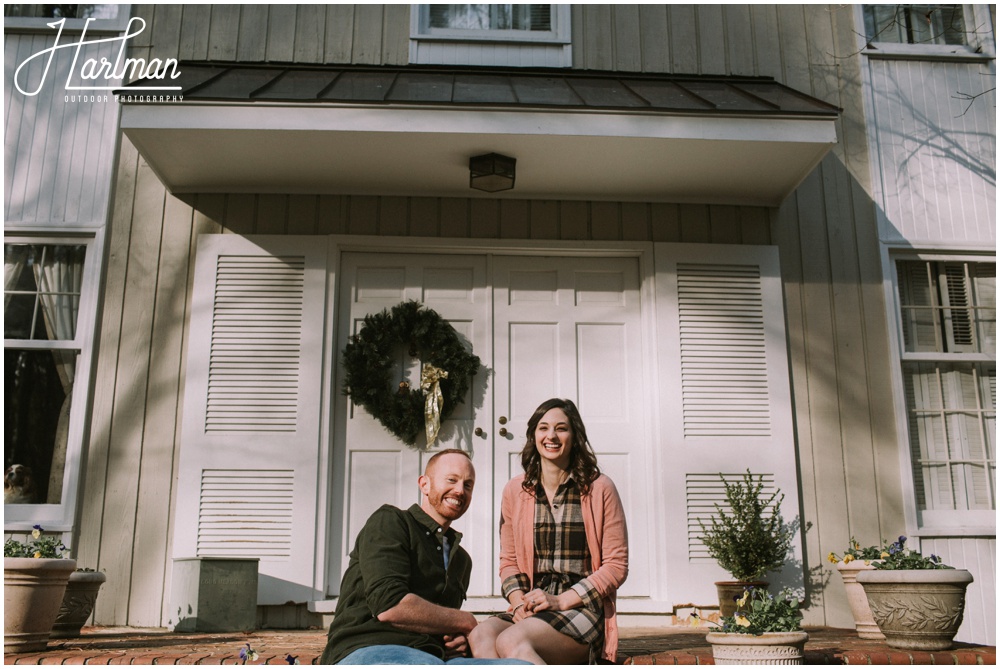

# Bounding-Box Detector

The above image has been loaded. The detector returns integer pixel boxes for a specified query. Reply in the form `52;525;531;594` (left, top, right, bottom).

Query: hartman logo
14;17;181;97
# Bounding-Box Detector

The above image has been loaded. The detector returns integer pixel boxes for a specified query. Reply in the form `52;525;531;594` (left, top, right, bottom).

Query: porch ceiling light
469;153;516;192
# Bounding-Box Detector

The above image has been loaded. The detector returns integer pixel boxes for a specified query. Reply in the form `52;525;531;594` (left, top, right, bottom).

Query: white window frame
887;251;996;535
4;231;103;532
411;4;570;44
855;4;995;61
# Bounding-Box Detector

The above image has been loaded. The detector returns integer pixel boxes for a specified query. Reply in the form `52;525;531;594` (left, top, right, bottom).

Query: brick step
3;627;995;665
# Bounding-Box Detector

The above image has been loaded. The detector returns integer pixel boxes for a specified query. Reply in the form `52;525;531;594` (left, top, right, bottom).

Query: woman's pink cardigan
499;473;629;662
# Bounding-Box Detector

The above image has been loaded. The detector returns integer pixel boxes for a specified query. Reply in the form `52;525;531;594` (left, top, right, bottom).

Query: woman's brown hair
520;398;600;495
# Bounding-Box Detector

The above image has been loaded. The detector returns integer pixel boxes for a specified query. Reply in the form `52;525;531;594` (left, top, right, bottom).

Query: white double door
331;251;652;599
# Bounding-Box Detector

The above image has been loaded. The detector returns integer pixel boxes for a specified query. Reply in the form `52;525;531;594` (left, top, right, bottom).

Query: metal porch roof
119;64;840;205
125;63;840;117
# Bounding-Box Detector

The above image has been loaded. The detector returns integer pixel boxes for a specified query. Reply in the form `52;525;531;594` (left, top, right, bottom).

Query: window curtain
429;4;548;31
32;245;85;503
4;244;28;311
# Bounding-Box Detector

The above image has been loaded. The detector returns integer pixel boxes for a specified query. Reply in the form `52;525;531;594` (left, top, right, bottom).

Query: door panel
331;253;493;596
492;255;651;598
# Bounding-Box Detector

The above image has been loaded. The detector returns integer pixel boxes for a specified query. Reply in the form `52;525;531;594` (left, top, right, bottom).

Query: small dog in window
4;464;37;504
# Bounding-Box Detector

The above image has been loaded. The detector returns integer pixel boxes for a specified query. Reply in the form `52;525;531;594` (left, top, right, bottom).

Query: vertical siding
919;537;997;645
144;4;409;66
868;58;996;246
4;34;119;227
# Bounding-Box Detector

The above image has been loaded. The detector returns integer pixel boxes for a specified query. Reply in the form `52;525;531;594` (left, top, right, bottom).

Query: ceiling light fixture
469;152;516;192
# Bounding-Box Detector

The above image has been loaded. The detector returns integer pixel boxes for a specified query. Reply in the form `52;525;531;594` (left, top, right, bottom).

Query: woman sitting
469;398;628;664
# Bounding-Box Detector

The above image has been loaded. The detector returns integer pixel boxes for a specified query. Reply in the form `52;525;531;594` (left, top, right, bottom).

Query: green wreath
342;301;481;447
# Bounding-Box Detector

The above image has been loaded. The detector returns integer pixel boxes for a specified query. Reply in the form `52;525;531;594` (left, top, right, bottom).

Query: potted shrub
4;525;77;653
699;470;795;616
827;538;884;640
856;536;973;651
699;585;809;665
51;568;107;638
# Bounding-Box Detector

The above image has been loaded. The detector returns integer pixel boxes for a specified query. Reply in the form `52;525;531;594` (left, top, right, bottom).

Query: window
410;4;571;67
4;4;129;32
864;5;968;46
4;243;90;512
4;5;122;20
895;259;996;527
426;5;552;36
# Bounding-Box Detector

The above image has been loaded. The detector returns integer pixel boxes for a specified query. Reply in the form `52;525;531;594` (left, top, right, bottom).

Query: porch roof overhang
119;64;840;206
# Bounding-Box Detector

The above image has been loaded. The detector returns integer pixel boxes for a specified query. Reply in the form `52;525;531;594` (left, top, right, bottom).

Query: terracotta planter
707;630;809;665
715;581;768;617
856;568;973;650
835;561;885;640
4;557;77;653
51;570;107;638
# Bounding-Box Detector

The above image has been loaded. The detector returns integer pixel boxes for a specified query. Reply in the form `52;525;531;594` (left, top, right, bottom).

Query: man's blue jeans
337;644;530;665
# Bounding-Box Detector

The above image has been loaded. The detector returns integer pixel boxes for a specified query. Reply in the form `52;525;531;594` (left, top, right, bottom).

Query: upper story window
894;259;995;530
864;4;968;46
4;4;129;32
410;4;571;67
423;4;555;40
859;4;993;59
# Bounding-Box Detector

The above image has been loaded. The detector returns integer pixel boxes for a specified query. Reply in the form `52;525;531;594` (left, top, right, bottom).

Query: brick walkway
3;626;995;665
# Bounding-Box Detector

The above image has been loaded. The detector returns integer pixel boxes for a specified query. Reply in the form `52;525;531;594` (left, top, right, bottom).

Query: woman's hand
523;588;584;614
522;588;557;613
508;592;531;622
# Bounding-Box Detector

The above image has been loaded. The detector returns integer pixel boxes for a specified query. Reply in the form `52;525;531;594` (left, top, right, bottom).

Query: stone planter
51;570;107;638
856;568;973;650
707;630;809;665
715;581;767;617
4;557;77;653
835;561;884;640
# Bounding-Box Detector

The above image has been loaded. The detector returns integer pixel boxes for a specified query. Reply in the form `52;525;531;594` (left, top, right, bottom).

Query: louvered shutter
654;243;802;605
173;235;328;606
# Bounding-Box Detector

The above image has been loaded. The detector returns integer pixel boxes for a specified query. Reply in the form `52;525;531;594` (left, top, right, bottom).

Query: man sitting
320;448;524;665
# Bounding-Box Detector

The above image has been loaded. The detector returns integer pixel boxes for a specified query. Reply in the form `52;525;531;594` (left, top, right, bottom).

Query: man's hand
442;634;469;659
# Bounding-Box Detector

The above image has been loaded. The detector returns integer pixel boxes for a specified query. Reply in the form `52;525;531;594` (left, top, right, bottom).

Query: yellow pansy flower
881;551;890;559
736;592;749;607
689;614;701;627
33;551;42;558
843;554;854;563
735;615;751;627
827;552;839;563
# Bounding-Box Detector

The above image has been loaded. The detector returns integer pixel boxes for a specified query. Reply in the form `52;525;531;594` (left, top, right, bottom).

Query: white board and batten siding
176;235;801;618
4;33;120;229
866;57;996;248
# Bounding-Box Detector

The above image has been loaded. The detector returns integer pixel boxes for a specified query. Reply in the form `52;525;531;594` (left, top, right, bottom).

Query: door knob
474;427;484;437
498;427;508;437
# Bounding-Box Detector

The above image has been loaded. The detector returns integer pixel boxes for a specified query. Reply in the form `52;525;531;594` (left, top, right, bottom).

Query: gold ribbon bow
420;364;449;446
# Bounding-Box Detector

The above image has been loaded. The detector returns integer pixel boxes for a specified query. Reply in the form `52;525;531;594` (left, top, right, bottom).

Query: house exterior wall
3;34;120;229
3;28;119;534
9;3;978;643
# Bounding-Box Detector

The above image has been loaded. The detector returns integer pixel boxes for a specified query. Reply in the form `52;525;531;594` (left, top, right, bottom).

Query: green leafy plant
694;586;803;634
698;470;795;582
871;535;953;570
827;537;883;565
4;525;68;558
